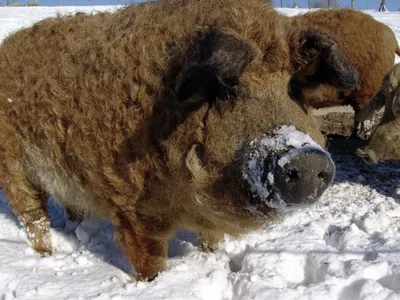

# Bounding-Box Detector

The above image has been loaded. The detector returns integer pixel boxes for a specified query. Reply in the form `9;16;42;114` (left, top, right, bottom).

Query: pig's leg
352;92;376;139
352;118;360;137
65;206;84;222
3;164;52;255
113;217;169;281
199;231;223;252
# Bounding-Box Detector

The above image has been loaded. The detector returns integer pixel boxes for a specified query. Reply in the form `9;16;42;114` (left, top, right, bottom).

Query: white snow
0;5;400;300
260;125;321;153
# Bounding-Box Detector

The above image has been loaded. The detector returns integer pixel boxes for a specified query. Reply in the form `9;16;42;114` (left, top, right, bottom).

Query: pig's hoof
136;272;158;282
32;242;52;257
199;232;222;252
27;227;52;257
37;248;52;257
200;241;219;252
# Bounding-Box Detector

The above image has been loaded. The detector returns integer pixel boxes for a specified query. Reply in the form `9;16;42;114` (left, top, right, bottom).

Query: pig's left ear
176;29;257;103
291;29;360;91
391;93;400;117
389;68;400;89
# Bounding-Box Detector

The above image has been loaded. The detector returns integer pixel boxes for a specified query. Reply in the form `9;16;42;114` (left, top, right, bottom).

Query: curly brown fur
288;9;399;115
0;0;353;280
288;28;360;96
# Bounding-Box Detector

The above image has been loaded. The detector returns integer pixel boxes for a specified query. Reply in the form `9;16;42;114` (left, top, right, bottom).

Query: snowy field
1;5;400;300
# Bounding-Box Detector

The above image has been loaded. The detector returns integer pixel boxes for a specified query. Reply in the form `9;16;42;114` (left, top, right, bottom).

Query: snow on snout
243;125;324;209
277;145;331;169
259;125;322;152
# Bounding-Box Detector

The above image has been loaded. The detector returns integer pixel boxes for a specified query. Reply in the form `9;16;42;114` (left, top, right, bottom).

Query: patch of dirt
315;112;354;137
312;107;383;139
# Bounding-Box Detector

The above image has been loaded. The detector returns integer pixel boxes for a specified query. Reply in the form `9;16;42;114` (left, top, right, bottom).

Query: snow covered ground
1;5;400;300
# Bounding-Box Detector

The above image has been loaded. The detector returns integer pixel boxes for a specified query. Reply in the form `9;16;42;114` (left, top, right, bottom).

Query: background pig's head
163;24;355;220
356;63;400;164
287;29;360;103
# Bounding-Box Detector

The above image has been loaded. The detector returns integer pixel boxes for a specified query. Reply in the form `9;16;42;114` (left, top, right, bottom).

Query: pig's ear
389;67;400;89
291;29;359;91
391;93;400;117
176;29;257;103
355;89;386;122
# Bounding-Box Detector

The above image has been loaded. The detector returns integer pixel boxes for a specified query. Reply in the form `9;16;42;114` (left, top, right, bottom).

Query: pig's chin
246;184;311;217
247;186;288;214
242;125;323;214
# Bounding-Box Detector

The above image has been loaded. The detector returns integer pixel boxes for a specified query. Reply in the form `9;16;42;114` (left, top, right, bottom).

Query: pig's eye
391;94;400;117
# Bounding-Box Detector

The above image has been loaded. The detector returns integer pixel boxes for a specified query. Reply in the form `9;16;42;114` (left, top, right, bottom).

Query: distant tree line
2;0;38;5
281;0;389;11
309;0;340;8
0;0;392;11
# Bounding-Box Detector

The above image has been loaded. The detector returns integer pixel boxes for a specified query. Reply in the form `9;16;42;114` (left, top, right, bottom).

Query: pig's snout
356;148;378;165
273;147;335;205
243;126;335;210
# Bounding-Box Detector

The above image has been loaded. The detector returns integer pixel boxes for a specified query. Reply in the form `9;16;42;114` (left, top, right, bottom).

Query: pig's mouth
242;125;335;214
356;147;378;165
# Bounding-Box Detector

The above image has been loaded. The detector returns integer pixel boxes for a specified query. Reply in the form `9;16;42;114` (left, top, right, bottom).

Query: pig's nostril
272;147;335;205
318;171;328;181
356;148;376;165
288;169;300;180
362;155;375;165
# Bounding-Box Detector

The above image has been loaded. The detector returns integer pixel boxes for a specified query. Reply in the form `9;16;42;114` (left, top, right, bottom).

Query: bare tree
292;0;298;8
310;0;340;8
378;0;387;11
308;0;312;8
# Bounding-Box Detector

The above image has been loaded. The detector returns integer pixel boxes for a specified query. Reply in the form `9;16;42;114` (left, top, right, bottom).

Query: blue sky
6;0;399;11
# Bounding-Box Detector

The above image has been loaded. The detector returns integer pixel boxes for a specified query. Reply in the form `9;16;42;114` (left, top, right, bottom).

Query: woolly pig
288;8;399;134
356;63;400;164
0;0;358;280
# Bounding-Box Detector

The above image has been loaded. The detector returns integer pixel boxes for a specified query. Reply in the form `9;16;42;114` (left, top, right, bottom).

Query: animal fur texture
289;8;400;114
0;0;358;280
356;63;400;163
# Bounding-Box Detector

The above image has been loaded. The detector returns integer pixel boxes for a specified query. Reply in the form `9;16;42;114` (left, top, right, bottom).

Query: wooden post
280;0;283;7
351;0;354;9
378;0;387;11
292;0;298;8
